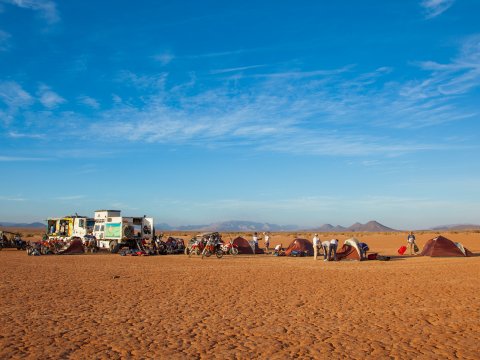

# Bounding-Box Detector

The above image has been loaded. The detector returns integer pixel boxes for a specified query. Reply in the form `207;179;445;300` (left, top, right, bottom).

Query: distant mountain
200;221;299;232
347;220;397;232
155;220;299;232
311;221;396;232
312;224;348;232
154;220;397;232
155;223;209;231
430;224;480;231
0;222;45;228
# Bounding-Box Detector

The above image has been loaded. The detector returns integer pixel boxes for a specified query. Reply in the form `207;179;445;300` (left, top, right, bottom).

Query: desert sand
1;230;479;359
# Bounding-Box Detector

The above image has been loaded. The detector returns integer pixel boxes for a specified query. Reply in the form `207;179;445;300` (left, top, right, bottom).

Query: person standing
329;238;339;261
251;232;258;254
407;231;417;255
264;232;270;253
312;233;320;260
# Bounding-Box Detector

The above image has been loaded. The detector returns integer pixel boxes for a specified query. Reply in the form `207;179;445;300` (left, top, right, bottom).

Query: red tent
231;237;265;254
232;237;254;254
420;236;473;257
284;238;314;256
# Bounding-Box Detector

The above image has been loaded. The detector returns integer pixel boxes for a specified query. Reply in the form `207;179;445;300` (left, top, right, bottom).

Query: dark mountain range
312;221;397;232
429;224;480;231
348;220;398;232
311;224;348;232
155;221;299;232
155;220;397;232
0;222;45;228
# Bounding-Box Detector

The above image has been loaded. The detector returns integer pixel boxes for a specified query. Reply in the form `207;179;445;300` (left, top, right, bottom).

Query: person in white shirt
264;232;270;253
321;240;331;261
312;233;320;260
328;238;339;261
273;243;283;256
251;232;258;254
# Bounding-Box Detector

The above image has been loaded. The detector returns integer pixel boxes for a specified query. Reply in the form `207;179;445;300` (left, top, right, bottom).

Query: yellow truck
46;215;95;240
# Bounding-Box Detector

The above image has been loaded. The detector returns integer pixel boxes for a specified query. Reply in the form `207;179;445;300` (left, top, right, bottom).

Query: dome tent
420;236;473;257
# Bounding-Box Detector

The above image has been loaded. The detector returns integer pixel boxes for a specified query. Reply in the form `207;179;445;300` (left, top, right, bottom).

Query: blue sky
0;0;479;229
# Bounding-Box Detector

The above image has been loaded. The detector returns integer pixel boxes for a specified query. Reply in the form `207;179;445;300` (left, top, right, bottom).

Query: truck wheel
110;241;120;253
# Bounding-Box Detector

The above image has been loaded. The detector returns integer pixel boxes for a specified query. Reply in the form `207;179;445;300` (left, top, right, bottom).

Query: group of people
312;234;341;261
249;231;419;259
313;234;370;261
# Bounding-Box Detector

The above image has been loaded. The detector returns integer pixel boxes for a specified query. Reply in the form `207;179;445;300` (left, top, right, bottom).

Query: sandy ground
1;231;479;359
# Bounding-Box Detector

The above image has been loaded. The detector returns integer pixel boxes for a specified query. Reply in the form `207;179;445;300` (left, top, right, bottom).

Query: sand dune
0;231;479;359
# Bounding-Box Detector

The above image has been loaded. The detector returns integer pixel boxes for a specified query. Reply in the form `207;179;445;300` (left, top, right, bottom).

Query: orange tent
336;238;363;261
284;238;314;256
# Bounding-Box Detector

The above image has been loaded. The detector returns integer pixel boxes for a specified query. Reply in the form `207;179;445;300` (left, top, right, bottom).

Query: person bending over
328;238;338;261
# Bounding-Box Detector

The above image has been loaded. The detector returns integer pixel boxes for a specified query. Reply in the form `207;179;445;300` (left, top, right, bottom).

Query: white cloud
404;35;480;98
210;64;266;74
37;84;65;108
55;195;85;200
152;51;174;65
0;81;33;108
78;95;100;109
0;195;26;201
0;80;34;124
2;0;59;23
420;0;455;19
117;70;168;89
0;155;48;161
8;131;44;139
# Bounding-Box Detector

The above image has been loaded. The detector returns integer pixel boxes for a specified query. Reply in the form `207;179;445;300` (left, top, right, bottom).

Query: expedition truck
46;215;95;240
93;210;154;253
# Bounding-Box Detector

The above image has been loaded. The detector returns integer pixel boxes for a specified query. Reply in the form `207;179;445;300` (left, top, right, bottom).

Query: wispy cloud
152;51;174;66
78;95;100;109
0;195;26;201
1;0;60;23
0;80;34;124
4;36;479;159
55;195;85;200
210;64;266;74
185;49;249;59
420;0;455;19
416;35;480;95
87;39;479;156
116;70;167;90
0;155;48;161
7;131;45;139
37;84;65;108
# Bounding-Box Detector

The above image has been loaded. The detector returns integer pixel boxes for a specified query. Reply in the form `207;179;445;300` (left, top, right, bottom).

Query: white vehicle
46;215;95;241
93;210;154;253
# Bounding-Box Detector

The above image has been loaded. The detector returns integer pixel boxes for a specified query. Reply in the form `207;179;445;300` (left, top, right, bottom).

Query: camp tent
420;236;473;257
58;238;85;255
284;238;314;256
335;238;362;261
231;237;254;254
231;236;265;254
